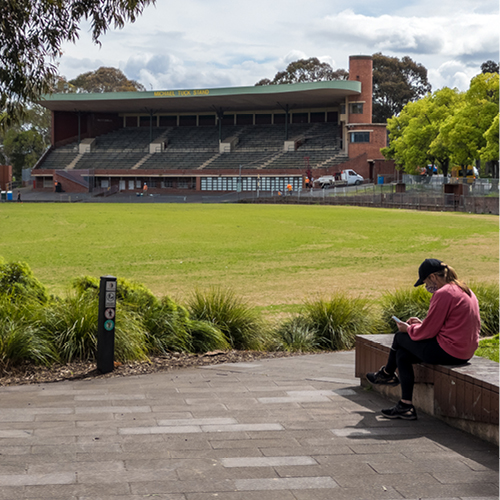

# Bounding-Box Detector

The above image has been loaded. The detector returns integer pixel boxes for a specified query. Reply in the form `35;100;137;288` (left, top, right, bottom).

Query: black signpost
97;275;117;374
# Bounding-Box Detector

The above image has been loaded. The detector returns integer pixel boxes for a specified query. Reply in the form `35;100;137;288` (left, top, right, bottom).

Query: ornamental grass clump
380;287;431;333
0;296;56;369
470;282;499;338
187;287;267;350
273;316;320;352
40;292;148;363
302;294;374;351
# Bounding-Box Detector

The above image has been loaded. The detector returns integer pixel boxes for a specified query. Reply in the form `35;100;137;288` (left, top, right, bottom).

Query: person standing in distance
366;259;481;420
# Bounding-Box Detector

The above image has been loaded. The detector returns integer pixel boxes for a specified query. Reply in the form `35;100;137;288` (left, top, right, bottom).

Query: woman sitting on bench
367;259;481;420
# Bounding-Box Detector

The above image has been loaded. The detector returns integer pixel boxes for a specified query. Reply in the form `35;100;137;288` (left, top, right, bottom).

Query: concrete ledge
355;334;499;445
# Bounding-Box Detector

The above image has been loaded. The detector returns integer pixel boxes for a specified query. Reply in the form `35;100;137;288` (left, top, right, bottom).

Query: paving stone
0;351;497;500
221;456;317;467
234;476;338;490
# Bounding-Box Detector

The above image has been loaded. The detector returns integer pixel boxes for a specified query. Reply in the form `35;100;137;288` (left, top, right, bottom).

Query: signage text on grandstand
154;89;210;97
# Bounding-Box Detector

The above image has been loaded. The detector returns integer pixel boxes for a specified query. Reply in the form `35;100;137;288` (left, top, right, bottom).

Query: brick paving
0;351;498;499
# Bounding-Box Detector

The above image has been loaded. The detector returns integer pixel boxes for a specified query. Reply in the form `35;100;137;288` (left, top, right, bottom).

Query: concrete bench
355;334;499;445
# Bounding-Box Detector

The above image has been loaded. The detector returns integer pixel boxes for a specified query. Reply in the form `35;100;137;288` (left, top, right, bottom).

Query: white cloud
57;1;499;92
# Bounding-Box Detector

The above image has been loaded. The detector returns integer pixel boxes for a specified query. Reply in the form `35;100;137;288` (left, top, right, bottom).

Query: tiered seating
37;122;343;172
74;152;147;170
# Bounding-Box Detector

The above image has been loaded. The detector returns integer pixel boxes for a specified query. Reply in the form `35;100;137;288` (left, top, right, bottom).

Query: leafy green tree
382;87;463;175
2;128;47;179
372;53;432;123
480;114;499;176
255;58;348;86
69;67;146;93
437;73;498;169
481;60;499;74
0;0;154;126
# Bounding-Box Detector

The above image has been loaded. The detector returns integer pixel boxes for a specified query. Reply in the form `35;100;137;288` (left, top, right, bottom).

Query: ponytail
435;263;471;296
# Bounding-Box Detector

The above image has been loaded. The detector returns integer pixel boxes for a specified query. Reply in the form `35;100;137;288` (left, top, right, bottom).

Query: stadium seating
37;122;345;172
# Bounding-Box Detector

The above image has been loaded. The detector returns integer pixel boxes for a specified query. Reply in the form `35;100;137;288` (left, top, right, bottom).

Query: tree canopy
372;53;432;123
382;72;499;176
481;60;499;74
69;67;146;93
0;105;50;180
0;0;154;126
255;58;348;86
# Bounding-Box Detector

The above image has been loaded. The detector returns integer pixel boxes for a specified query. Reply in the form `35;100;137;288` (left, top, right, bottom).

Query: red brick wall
0;164;12;190
348;56;373;124
348;123;387;159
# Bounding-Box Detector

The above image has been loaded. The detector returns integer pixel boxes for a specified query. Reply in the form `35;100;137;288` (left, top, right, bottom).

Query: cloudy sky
58;0;499;93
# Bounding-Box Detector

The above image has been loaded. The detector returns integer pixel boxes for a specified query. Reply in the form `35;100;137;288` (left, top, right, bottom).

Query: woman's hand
407;317;422;325
397;321;408;332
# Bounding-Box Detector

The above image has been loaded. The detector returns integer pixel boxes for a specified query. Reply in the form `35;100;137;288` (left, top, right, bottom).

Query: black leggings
385;332;468;401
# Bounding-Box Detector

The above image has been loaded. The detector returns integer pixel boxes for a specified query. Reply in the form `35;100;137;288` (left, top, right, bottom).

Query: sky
58;0;499;93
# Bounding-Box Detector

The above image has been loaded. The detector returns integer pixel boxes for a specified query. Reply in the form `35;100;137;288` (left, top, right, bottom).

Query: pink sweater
407;284;480;360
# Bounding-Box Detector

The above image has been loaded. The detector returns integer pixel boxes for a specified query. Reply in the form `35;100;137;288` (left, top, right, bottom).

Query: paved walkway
0;352;498;500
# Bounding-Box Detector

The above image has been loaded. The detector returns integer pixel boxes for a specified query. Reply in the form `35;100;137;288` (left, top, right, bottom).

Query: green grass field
1;204;498;312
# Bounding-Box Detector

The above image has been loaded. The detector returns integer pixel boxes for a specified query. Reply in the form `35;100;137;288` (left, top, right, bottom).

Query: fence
246;180;499;215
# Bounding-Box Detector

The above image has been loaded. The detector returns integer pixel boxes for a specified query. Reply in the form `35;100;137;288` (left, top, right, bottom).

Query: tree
0;104;50;178
69;67;145;93
2;128;47;180
372;53;432;123
255;58;348;86
437;73;499;169
481;60;499;74
0;0;154;126
382;87;463;176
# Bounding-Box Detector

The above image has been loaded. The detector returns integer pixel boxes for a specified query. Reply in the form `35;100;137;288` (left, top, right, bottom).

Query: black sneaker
366;366;400;386
381;401;417;420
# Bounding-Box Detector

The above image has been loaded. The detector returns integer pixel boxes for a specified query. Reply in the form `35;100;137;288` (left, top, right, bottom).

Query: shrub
0;297;56;369
475;334;499;362
273;316;319;352
72;275;158;309
40;292;148;363
470;282;499;337
380;287;431;333
142;297;193;354
187;287;267;350
187;320;231;353
0;260;49;304
302;294;375;351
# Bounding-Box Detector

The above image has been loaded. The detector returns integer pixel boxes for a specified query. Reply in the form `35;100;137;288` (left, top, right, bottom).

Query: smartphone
392;316;408;326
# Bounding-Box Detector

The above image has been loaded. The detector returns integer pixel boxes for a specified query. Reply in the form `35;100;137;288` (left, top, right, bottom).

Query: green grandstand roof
39;80;361;114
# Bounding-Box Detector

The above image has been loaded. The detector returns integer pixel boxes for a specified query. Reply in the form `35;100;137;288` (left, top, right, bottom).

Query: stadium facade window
349;103;363;114
221;114;235;126
326;111;338;123
255;114;272;125
160;116;177;127
125;116;137;127
128;180;134;190
139;116;152;127
236;114;253;125
340;104;346;115
179;115;197;126
292;113;308;124
273;114;286;124
310;112;325;123
101;180;109;188
199;114;216;126
350;132;370;143
200;176;302;192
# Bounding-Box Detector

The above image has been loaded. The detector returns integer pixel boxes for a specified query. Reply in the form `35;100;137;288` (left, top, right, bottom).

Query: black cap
414;259;444;287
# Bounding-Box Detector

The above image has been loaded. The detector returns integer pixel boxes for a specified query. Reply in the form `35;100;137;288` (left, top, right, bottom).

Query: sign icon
104;320;114;331
104;308;115;320
105;292;116;307
106;281;117;291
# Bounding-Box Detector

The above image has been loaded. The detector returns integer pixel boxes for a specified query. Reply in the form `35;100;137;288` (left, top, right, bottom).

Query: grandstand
33;55;395;194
